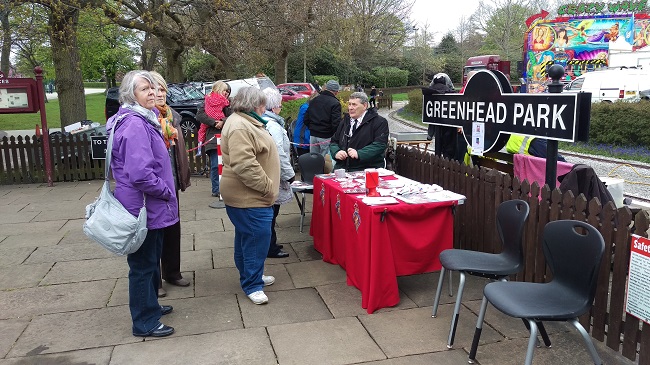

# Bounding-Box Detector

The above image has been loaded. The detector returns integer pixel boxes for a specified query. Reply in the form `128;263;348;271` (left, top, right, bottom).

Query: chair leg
299;192;306;233
448;270;453;297
468;295;489;363
569;318;603;365
447;271;466;349
520;319;541;348
537;322;552;347
432;267;446;318
525;319;539;365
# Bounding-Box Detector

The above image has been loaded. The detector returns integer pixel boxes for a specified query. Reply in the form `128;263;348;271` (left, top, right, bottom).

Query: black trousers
160;193;183;287
268;204;282;256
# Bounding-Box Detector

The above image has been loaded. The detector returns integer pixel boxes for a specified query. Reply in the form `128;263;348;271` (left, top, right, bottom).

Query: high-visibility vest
506;135;533;155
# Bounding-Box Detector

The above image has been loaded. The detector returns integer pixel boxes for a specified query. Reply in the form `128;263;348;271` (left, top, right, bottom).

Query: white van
202;76;277;97
563;68;650;103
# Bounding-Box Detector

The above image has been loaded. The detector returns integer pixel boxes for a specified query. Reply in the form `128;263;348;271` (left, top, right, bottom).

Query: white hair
263;88;282;110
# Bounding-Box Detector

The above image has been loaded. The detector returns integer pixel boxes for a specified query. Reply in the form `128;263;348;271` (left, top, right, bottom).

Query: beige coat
220;112;280;208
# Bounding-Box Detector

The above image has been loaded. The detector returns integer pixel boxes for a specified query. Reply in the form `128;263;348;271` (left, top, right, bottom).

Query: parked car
563;68;650;103
105;83;204;137
279;87;308;102
202;76;277;98
277;82;317;97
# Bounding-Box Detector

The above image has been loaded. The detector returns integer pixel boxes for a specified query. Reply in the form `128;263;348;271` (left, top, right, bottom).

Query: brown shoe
158;288;167;298
166;278;190;287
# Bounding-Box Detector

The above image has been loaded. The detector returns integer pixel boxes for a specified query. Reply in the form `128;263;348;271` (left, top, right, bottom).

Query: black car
105;83;204;137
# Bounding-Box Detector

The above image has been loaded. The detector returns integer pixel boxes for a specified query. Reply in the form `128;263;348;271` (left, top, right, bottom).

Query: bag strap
105;114;146;208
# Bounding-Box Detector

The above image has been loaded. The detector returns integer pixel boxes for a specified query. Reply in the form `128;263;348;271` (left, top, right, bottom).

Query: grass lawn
391;93;408;101
0;93;106;130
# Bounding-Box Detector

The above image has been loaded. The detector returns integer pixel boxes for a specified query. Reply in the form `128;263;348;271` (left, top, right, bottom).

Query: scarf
244;111;268;125
122;103;162;134
155;104;178;148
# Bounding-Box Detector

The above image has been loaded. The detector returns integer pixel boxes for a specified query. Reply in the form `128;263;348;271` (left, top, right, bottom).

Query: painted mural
524;13;650;93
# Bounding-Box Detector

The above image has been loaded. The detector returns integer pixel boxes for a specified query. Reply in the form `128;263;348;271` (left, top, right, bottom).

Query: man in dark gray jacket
304;80;342;156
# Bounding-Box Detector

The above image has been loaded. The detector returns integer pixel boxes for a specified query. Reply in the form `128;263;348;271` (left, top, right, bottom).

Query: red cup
365;169;380;196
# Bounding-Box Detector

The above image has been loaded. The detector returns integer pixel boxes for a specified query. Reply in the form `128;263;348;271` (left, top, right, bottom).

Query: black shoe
161;305;173;315
267;250;289;258
133;324;175;337
277;244;283;248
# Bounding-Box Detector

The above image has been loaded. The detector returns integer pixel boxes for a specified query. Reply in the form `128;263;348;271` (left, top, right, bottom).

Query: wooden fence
395;146;650;364
0;133;208;185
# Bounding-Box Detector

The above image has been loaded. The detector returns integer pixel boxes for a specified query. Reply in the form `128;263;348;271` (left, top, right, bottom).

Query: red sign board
0;77;39;113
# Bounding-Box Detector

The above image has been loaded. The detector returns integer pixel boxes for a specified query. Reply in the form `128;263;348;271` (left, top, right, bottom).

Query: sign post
0;67;53;186
422;69;592;188
545;64;565;187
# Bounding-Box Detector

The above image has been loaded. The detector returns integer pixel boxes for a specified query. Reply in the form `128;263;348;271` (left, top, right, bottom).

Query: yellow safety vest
506;135;533;155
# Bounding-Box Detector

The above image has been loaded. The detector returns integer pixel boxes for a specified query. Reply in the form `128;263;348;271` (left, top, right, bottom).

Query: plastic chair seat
439;250;521;277
485;281;589;320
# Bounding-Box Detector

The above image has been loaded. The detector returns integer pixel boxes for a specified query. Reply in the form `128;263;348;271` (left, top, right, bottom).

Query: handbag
83;115;148;255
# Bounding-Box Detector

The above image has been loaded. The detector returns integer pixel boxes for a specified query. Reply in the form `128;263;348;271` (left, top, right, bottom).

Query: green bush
314;75;338;86
589;101;650;147
404;89;422;114
279;98;308;124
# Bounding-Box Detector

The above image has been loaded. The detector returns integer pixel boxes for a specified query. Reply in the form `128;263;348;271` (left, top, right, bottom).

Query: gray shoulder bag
83;116;148;255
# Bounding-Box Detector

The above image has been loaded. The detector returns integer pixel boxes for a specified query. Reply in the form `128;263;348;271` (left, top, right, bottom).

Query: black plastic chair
432;199;530;349
293;153;325;232
468;220;605;365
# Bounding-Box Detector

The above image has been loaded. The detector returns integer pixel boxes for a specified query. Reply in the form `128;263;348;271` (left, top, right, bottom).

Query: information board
90;135;108;160
625;234;650;325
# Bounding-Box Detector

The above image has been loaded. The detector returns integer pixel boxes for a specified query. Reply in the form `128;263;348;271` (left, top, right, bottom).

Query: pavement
0;176;637;364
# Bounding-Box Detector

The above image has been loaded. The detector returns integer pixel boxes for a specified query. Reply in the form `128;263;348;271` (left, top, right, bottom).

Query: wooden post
35;66;53;186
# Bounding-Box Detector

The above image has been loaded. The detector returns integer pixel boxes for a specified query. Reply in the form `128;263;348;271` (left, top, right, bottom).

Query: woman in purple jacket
106;70;179;337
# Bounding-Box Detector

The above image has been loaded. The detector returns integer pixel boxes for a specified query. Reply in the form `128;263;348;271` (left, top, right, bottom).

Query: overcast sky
410;0;481;43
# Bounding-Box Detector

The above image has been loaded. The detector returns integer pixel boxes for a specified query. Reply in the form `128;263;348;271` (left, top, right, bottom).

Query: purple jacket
106;107;179;230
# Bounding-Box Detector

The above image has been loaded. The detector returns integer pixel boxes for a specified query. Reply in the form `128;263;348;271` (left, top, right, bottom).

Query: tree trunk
140;33;159;71
1;9;11;75
274;49;288;85
49;6;86;128
162;41;184;82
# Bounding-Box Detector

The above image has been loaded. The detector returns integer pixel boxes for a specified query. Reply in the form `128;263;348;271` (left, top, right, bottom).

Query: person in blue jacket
293;93;316;156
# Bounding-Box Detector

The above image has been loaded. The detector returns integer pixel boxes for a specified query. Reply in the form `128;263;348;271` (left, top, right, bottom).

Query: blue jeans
207;149;220;195
127;228;164;335
225;206;273;295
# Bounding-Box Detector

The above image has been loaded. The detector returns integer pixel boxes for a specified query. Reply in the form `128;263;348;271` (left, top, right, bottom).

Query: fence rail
0;133;208;185
395;146;650;364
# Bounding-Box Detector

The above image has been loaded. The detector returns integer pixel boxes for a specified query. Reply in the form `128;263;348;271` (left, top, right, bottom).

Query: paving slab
194;230;234;250
240;288;332;328
317;282;417;318
0;263;52;290
178;218;225;235
285;259;347;288
179;233;194;251
0;231;65;249
211;247;235;269
57;218;86;234
268;317;385;365
20;200;90;213
195;208;230;223
195;267;243;297
24;243;114;264
290;240;322;262
157;294;243;336
0;347;113;365
179;208;196;222
0;220;67;236
58;229;94;245
109;274;195;307
178;249;213;272
0;202;28;214
358;350;470;364
276;225;313;243
397;271;490;308
0;279;115;319
471;333;636;365
109;327;274;365
0;211;39;224
41;257;128;285
7;306;139;357
358;305;503;358
32;208;86;222
0;247;34;267
0;319;30;358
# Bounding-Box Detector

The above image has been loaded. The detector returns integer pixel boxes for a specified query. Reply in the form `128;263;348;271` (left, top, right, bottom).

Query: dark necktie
351;119;358;135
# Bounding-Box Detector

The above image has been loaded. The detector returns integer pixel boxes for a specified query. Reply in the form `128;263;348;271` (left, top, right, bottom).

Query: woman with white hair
220;86;280;305
262;88;295;259
105;70;178;337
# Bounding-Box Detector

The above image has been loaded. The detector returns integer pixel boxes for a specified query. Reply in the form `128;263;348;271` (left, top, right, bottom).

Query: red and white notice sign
626;234;650;324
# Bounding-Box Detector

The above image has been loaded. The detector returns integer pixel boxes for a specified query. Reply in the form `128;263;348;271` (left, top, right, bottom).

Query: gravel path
379;102;650;204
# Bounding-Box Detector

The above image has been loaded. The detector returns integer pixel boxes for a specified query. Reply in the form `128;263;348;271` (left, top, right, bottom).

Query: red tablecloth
310;175;456;313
